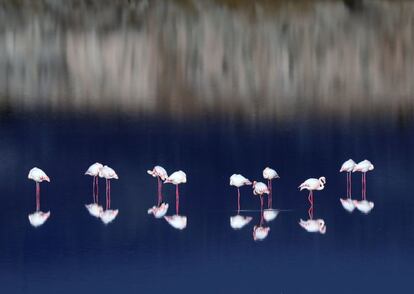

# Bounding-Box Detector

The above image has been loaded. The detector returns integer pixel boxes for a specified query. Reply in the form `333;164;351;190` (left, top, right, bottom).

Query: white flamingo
229;174;252;229
352;160;375;214
28;167;51;227
98;165;119;224
298;177;326;220
339;159;356;213
85;162;104;218
262;167;280;222
147;166;169;218
164;170;187;230
252;181;270;239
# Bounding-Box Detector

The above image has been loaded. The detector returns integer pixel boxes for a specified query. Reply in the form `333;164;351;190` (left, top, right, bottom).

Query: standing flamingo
229;174;252;229
262;167;280;222
147;165;169;218
339;159;356;212
28;167;51;227
98;165;119;224
252;181;270;241
85;162;104;218
298;177;326;234
164;170;187;230
352;160;375;214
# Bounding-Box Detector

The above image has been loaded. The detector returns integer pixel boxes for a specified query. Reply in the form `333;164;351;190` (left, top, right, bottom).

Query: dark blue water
0;113;413;293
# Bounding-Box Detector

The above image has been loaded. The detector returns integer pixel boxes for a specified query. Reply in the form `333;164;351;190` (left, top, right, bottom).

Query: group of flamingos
26;159;375;240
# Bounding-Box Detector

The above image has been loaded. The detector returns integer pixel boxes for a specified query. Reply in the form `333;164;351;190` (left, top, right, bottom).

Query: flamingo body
147;166;168;181
28;211;50;227
353;200;374;214
340;198;355;213
299;218;326;234
164;215;187;230
263;209;279;222
99;209;119;224
252;181;270;195
85;203;104;218
99;165;119;179
28;167;50;182
253;225;270;241
85;163;103;176
147;203;169;218
353;160;374;173
230;215;252;229
230;174;252;187
263;167;279;180
299;177;326;191
340;159;356;172
164;171;187;184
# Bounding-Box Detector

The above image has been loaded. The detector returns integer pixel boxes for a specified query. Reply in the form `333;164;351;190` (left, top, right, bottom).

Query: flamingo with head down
99;165;119;224
352;160;375;214
164;170;187;230
28;167;51;227
252;181;270;241
229;174;252;229
84;162;104;218
147;165;169;218
339;159;357;213
262;167;280;222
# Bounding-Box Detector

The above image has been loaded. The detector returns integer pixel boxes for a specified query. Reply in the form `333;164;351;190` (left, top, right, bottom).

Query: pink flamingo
298;177;326;219
85;162;104;217
339;159;356;212
164;170;187;230
99;165;119;224
27;167;51;227
352;160;375;214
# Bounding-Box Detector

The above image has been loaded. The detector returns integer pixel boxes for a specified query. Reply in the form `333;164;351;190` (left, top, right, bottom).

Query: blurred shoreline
0;0;413;122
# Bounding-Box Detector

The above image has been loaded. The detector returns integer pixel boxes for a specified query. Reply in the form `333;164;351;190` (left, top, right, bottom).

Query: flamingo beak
44;176;50;182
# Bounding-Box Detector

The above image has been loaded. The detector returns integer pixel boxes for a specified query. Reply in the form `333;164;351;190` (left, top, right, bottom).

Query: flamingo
298;177;326;220
352;160;375;214
229;174;252;229
299;219;326;234
252;181;270;240
262;167;280;222
339;159;356;212
27;167;51;227
147;165;169;218
98;165;119;224
84;162;104;218
164;170;187;230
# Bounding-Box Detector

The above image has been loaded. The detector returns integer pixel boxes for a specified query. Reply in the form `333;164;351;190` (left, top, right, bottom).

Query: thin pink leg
95;176;99;204
108;180;111;209
92;176;96;203
363;172;367;200
36;182;40;212
237;187;241;214
260;195;264;225
105;179;109;210
268;179;272;209
157;176;162;206
176;184;179;215
346;172;349;198
308;191;313;219
349;172;352;199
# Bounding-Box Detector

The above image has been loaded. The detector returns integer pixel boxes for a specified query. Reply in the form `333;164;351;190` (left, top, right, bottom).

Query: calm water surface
0;113;413;293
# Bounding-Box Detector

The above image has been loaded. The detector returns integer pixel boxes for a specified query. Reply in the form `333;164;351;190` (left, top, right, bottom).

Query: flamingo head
319;177;326;185
41;176;50;182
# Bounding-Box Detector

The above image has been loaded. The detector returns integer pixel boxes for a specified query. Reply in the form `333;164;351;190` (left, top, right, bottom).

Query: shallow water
0;113;413;293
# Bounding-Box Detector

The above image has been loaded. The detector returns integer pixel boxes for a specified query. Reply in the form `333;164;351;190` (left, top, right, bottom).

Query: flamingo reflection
164;170;187;230
229;174;252;229
298;176;326;234
339;159;356;212
28;167;51;227
147;165;169;218
84;162;104;218
352;160;375;214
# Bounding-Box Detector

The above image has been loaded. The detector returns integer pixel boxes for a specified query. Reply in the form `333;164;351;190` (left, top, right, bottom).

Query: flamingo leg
237;187;241;214
176;184;179;215
349;172;352;199
363;172;366;200
157;177;161;206
268;179;272;209
36;182;40;212
346;172;349;198
108;180;111;209
105;179;109;210
260;195;264;225
308;191;313;219
96;176;99;205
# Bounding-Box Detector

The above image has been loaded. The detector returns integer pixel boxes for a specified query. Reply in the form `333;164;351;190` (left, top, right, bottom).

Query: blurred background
0;1;413;293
